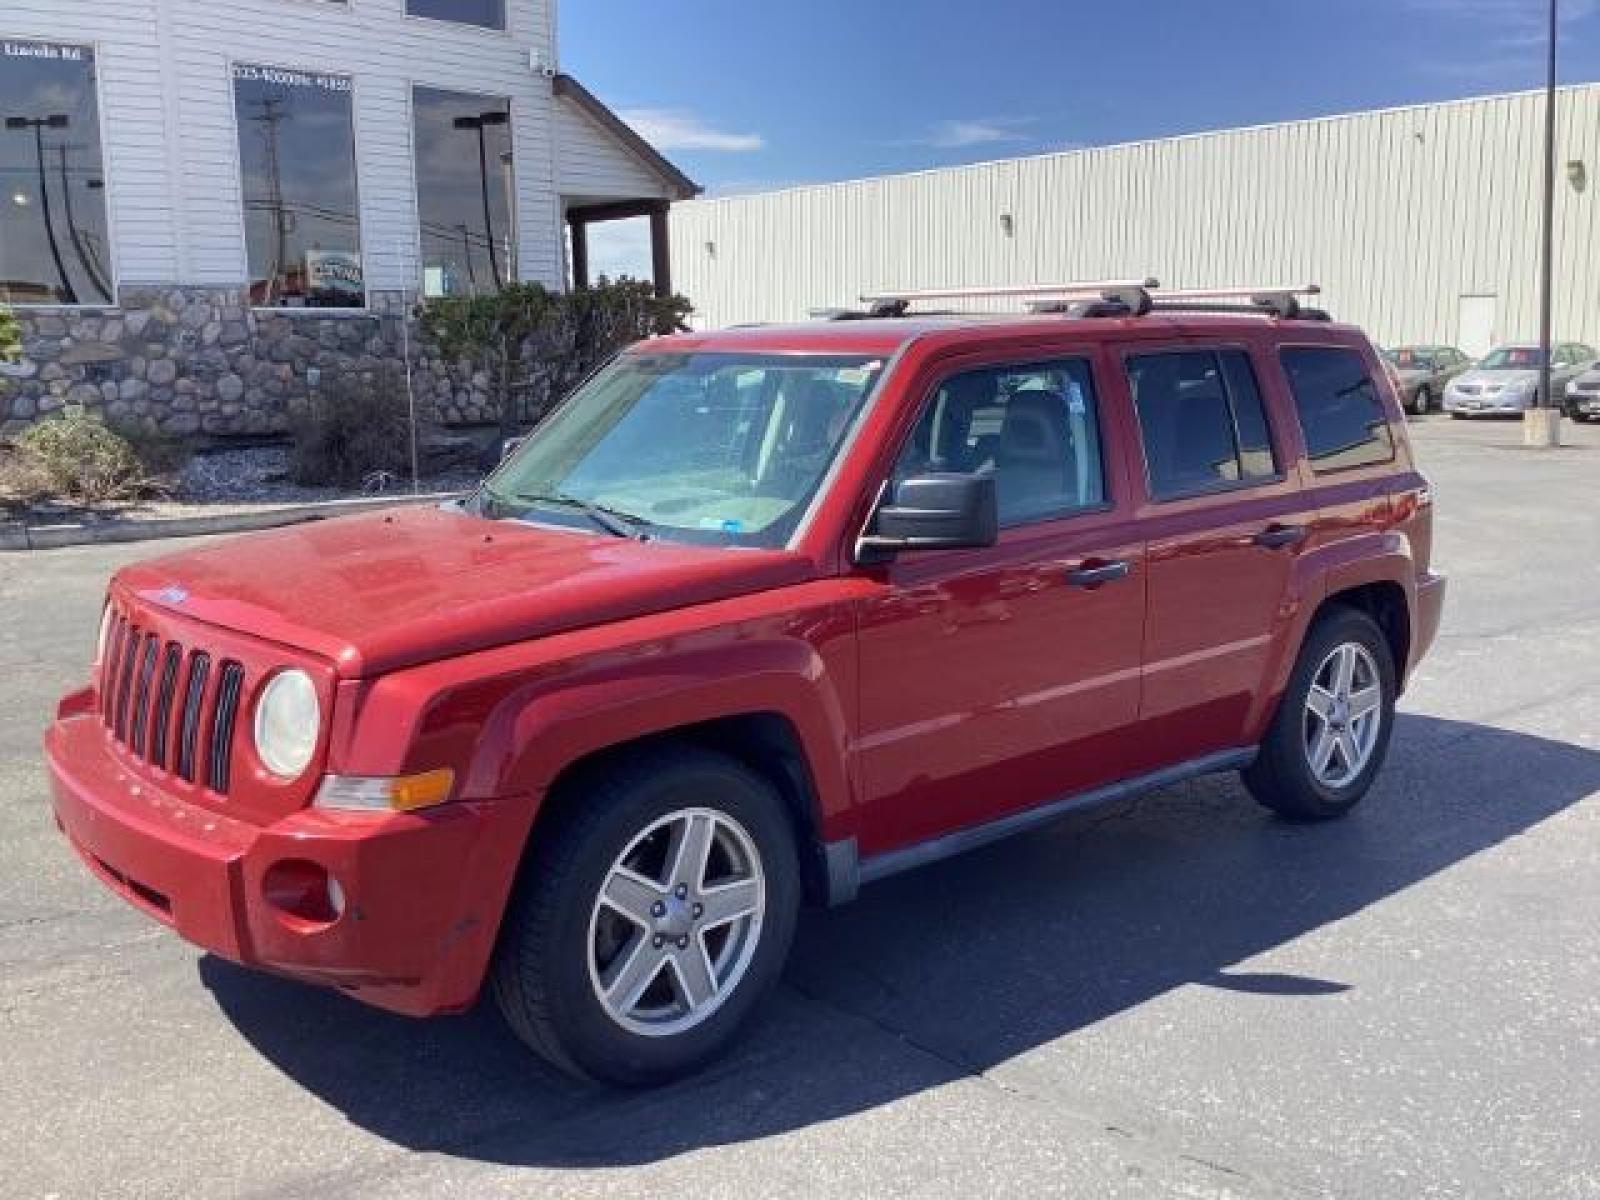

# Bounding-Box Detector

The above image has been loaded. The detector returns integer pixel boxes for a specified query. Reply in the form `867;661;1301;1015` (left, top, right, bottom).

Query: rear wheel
1245;608;1396;821
491;745;800;1086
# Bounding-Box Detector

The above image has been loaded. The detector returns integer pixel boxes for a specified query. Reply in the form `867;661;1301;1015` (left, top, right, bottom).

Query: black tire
491;744;800;1086
1413;386;1432;415
1244;607;1397;821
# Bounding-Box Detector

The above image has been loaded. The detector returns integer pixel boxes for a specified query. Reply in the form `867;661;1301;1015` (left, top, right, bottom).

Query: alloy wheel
1302;641;1383;789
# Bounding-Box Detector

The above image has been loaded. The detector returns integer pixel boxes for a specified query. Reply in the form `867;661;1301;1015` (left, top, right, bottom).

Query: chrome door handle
1066;559;1131;588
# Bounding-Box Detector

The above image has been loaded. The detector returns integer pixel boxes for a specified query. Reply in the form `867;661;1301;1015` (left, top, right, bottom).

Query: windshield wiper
508;491;652;540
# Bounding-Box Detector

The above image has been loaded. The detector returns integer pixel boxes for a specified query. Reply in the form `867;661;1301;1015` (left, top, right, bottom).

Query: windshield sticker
698;517;745;533
835;362;882;385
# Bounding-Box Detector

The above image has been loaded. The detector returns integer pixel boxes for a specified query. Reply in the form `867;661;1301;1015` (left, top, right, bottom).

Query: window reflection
407;0;505;31
232;64;363;309
412;87;515;298
0;40;113;305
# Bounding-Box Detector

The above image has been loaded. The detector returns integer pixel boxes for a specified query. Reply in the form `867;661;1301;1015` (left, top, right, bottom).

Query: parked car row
1380;342;1600;421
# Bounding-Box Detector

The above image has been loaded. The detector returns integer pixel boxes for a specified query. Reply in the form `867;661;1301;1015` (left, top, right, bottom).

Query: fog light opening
263;859;345;930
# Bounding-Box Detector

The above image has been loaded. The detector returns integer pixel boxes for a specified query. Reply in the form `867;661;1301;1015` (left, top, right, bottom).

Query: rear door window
1126;348;1279;500
1279;346;1395;472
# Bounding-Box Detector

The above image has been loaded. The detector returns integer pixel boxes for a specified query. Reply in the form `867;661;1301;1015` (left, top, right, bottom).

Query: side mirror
857;473;998;560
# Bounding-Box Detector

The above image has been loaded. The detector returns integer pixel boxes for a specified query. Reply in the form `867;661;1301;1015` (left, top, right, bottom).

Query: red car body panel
45;311;1445;1018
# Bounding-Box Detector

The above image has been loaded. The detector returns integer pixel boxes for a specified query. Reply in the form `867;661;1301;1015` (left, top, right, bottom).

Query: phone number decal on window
232;64;352;92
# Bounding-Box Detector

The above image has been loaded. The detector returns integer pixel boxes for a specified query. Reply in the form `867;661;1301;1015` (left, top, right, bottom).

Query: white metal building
670;86;1600;355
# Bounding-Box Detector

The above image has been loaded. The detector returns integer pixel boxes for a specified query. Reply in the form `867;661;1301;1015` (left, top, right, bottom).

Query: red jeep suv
46;281;1445;1085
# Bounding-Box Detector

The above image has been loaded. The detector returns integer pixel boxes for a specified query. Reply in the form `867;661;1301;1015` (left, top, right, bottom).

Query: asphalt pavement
2;416;1597;1198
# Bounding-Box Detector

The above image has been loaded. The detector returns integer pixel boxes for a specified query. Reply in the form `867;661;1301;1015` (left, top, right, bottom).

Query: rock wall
0;286;496;438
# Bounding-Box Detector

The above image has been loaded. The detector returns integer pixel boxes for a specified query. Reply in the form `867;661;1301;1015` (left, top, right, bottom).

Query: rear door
851;345;1147;857
1115;335;1318;768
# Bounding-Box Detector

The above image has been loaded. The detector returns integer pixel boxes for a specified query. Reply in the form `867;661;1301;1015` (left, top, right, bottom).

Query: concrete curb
1;491;463;552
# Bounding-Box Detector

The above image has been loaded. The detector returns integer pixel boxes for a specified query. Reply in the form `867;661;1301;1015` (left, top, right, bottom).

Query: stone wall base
0;285;495;438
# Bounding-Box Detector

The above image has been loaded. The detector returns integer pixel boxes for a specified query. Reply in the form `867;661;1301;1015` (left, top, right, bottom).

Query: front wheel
1245;608;1397;821
1412;386;1432;416
491;746;800;1085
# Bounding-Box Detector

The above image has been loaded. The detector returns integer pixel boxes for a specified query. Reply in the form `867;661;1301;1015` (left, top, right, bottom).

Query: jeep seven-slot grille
99;609;245;796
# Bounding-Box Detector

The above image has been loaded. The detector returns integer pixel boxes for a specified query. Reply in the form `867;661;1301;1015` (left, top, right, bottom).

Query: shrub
0;304;20;364
289;370;414;489
6;410;171;505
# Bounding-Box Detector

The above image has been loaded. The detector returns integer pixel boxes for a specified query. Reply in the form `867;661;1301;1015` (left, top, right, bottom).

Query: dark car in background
1564;363;1600;423
1381;345;1471;414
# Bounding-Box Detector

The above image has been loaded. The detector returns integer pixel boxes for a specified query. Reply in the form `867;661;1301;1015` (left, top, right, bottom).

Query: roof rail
1151;284;1324;320
859;278;1160;315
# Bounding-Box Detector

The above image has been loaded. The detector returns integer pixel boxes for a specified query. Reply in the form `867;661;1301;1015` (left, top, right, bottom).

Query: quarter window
232;64;363;309
412;88;515;297
407;0;505;30
1280;346;1395;472
1;39;113;305
891;360;1106;526
1127;349;1279;500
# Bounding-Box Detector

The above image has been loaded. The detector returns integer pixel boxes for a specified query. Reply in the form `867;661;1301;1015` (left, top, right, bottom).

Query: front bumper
1567;391;1600;416
1443;392;1530;414
46;693;532;1017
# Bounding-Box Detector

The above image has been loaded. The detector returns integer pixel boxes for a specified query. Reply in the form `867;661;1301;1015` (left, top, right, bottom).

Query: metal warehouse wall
670;85;1600;351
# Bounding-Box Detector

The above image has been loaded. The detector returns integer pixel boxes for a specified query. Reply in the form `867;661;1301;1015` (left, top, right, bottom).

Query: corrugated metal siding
554;100;669;200
671;86;1600;348
6;0;563;290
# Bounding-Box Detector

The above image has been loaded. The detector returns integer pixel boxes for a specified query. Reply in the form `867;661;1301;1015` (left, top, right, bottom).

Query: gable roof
552;74;702;201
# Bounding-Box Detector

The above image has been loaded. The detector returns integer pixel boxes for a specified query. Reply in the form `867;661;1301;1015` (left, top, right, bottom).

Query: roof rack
821;279;1329;322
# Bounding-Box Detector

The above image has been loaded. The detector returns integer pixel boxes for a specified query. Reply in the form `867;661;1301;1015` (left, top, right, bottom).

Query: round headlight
254;670;321;779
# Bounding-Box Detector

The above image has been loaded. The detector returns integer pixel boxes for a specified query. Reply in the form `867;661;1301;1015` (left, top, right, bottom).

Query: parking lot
3;415;1598;1199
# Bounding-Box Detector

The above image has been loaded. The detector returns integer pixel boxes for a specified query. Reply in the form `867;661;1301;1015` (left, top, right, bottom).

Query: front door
852;351;1146;858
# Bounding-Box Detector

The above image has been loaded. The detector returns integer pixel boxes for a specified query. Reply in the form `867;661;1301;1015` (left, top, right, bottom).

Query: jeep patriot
46;281;1446;1085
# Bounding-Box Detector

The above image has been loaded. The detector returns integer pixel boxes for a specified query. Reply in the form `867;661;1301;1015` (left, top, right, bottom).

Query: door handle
1252;524;1307;549
1066;559;1131;588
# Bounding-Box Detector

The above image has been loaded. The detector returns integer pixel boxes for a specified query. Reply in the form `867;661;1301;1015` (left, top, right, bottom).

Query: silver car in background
1565;364;1600;423
1382;345;1471;414
1443;343;1597;417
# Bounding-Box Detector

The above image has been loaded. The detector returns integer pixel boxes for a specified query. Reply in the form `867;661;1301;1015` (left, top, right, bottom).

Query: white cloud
617;109;764;152
900;117;1035;150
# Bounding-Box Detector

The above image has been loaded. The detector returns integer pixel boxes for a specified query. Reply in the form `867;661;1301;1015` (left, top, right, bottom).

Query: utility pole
453;109;509;288
4;113;75;303
251;97;290;302
1528;0;1562;445
56;144;113;302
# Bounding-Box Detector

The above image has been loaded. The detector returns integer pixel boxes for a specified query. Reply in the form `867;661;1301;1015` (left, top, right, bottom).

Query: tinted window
233;65;363;308
1280;346;1395;472
413;88;515;298
0;40;113;305
891;359;1105;526
1128;349;1279;499
407;0;504;29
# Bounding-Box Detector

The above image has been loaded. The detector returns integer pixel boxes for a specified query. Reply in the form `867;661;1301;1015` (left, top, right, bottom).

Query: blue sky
562;0;1600;276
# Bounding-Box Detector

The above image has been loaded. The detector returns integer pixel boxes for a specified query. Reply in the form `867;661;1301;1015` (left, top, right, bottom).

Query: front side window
1128;349;1279;500
890;359;1106;526
413;87;514;297
1;40;113;305
407;0;505;30
482;353;885;547
232;64;363;309
1280;346;1395;472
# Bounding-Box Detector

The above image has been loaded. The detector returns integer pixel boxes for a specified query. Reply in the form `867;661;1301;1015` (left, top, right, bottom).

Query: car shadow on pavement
200;713;1600;1167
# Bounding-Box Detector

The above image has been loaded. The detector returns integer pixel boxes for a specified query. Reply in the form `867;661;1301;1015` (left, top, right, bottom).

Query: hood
1452;368;1538;389
113;505;815;677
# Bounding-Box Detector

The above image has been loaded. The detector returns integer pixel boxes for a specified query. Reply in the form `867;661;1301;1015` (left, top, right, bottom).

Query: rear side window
1280;347;1395;472
1127;348;1279;500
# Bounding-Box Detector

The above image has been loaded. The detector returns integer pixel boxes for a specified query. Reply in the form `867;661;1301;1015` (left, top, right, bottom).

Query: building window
406;0;506;31
232;64;363;309
1;40;113;305
1127;349;1279;499
412;87;515;297
1280;346;1395;472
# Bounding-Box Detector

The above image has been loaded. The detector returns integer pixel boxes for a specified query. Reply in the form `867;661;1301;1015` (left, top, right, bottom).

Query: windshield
479;351;885;547
1393;347;1433;369
1479;347;1543;370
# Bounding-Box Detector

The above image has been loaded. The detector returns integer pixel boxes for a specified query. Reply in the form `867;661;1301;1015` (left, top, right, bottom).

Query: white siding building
1;0;696;434
671;86;1600;355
